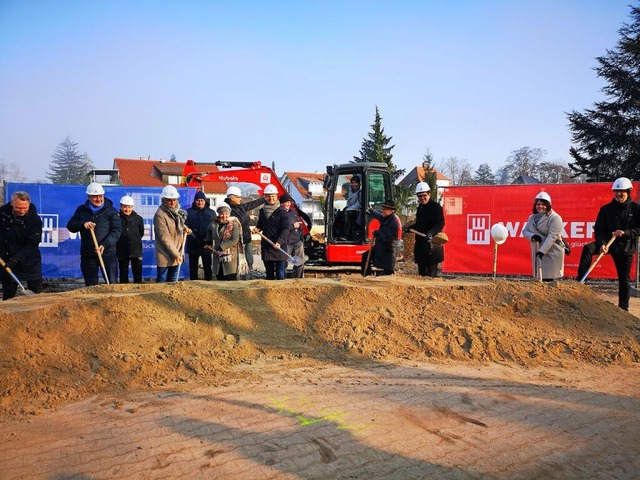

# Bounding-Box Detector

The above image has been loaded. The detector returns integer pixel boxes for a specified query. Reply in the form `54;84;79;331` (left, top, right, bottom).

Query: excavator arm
182;159;311;234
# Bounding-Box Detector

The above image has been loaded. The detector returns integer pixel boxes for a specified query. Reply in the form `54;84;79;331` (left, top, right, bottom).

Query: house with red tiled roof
110;158;229;208
398;166;451;191
280;171;326;228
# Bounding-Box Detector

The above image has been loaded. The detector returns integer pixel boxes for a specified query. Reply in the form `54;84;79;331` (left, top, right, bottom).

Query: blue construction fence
5;183;197;280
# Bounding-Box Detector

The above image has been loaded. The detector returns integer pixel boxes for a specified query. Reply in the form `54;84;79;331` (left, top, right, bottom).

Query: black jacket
257;205;291;261
594;197;640;255
369;210;400;271
66;198;122;257
224;196;266;245
407;200;445;265
116;210;145;258
185;199;216;254
0;202;42;281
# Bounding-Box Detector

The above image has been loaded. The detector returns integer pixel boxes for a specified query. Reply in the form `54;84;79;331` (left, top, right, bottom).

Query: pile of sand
1;276;638;420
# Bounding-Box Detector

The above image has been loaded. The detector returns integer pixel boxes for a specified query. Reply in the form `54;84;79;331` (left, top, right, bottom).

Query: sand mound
1;276;639;419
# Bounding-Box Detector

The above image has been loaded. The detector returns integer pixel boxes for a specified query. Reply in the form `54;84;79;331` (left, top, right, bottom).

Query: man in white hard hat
224;185;266;275
403;182;445;277
67;183;122;286
153;185;192;282
576;177;640;311
116;195;145;283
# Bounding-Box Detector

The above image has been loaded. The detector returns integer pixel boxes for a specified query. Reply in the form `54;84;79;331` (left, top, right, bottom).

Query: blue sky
0;0;633;182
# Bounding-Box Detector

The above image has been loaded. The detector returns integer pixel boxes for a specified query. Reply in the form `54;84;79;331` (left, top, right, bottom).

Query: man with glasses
0;191;43;299
576;177;640;311
67;183;121;286
403;182;445;277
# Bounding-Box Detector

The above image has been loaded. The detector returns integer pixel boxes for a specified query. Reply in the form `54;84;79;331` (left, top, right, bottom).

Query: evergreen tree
46;136;94;185
353;106;404;182
354;106;407;208
567;5;640;181
419;149;438;200
473;163;496;185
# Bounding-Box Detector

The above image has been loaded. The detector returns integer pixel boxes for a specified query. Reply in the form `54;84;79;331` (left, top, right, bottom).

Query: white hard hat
263;184;278;195
416;182;431;194
86;182;105;195
612;177;633;191
119;195;134;206
161;185;180;199
490;223;509;245
535;191;551;204
226;186;242;197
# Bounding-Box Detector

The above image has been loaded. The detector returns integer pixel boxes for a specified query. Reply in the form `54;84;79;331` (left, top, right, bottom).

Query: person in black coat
116;195;145;284
363;199;401;276
576;177;640;311
224;186;266;273
66;183;122;286
185;191;215;280
403;182;445;277
0;191;43;299
254;185;291;280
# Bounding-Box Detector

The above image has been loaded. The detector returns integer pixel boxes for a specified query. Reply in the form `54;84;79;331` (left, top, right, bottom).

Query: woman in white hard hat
576;177;640;311
116;195;145;283
66;183;122;286
522;191;565;281
153;185;192;283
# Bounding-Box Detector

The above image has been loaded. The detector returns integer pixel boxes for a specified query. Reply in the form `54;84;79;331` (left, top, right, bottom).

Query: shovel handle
256;231;302;264
579;233;616;284
0;257;31;295
89;228;110;285
535;241;543;282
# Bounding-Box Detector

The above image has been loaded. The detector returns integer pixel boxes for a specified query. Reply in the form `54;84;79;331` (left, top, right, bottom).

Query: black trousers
188;252;213;280
81;254;118;286
2;277;43;300
577;242;633;310
417;261;439;277
118;257;143;283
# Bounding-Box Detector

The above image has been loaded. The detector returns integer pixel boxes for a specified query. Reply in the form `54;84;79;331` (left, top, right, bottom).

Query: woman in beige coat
153;185;191;282
522;191;565;281
207;204;241;281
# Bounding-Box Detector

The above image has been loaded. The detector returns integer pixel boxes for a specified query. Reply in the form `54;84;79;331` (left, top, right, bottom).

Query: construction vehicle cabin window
367;172;387;207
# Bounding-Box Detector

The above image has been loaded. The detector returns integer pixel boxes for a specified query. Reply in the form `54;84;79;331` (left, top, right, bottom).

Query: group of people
1;177;638;308
522;177;639;312
64;182;309;287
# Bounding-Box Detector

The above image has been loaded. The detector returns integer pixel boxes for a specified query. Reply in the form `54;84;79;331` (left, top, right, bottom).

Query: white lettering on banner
260;173;272;184
466;217;597;245
40;214;58;247
467;214;491;245
218;176;240;181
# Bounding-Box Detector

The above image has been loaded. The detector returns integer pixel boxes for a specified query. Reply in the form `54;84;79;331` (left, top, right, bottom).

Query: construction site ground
1;266;639;479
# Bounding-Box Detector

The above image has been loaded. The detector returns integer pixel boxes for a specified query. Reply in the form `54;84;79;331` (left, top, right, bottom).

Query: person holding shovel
522;192;564;282
403;182;445;277
67;183;121;286
116;195;145;284
576;178;640;311
153;185;192;283
363;199;401;276
206;204;241;281
253;184;291;280
0;191;43;299
185;191;215;281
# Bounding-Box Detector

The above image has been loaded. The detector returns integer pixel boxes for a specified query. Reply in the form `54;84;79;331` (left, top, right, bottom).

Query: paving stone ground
1;357;639;480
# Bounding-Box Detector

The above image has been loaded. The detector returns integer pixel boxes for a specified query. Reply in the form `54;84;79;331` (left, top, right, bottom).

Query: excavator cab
309;162;396;265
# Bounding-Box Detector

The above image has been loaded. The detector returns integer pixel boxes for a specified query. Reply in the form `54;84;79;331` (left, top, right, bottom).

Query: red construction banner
440;182;640;279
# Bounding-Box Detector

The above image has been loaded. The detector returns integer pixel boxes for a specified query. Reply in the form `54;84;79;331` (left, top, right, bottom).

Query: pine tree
567;5;640;181
46;136;94;185
473;163;496;185
353;106;404;183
